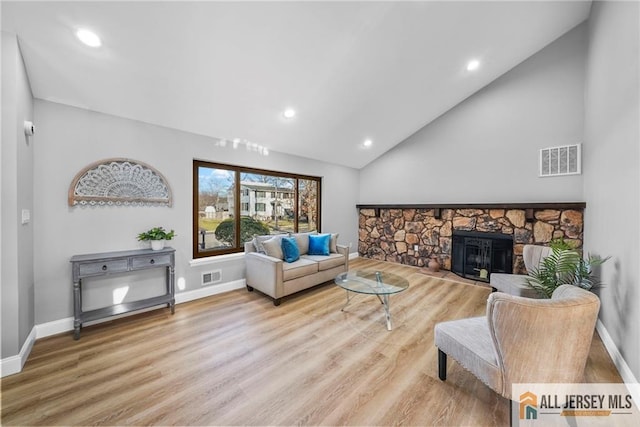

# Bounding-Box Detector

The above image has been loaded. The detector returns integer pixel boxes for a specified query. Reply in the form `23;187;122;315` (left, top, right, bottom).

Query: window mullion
294;178;299;232
234;169;241;250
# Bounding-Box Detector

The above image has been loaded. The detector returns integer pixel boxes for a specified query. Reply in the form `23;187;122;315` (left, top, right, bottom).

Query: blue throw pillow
308;234;330;256
281;236;300;263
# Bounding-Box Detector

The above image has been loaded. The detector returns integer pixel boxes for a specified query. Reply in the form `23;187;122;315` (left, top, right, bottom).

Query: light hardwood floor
1;258;622;426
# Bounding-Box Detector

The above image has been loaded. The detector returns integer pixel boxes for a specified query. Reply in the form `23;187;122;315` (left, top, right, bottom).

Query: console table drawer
131;254;172;269
79;259;129;276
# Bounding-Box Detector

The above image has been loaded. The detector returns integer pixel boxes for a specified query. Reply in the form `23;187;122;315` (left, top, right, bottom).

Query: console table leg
73;281;82;340
168;265;175;315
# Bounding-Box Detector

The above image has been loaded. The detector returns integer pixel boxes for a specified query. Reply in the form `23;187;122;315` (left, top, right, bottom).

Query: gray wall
584;1;640;380
32;100;359;324
359;24;587;204
1;32;35;358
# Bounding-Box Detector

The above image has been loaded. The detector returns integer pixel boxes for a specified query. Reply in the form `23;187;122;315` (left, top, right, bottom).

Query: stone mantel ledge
356;202;587;210
357;202;586;220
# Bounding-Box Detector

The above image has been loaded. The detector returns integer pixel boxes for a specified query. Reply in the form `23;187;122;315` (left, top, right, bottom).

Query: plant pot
150;239;165;251
428;257;440;272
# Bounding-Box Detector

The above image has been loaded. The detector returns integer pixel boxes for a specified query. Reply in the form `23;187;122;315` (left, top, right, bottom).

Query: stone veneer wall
358;207;584;274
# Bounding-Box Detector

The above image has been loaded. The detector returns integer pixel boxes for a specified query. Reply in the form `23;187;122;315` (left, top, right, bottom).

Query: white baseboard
36;317;74;339
0;326;36;378
596;319;640;406
175;279;245;304
349;252;359;260
1;279;246;377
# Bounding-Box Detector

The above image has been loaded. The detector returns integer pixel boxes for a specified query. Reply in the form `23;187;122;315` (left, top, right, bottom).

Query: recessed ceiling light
282;108;296;119
76;28;101;47
363;139;373;148
466;59;480;72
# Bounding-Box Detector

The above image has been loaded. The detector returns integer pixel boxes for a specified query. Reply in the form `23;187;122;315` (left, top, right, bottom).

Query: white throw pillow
252;235;272;254
330;233;339;253
262;235;284;260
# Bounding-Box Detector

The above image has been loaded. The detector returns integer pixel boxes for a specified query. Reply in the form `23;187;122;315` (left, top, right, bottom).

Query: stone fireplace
357;203;585;275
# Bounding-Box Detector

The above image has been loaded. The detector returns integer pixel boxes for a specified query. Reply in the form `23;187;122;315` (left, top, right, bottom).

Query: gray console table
70;247;175;340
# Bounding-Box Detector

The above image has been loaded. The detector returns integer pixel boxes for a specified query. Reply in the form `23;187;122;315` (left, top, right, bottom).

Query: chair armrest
245;252;284;299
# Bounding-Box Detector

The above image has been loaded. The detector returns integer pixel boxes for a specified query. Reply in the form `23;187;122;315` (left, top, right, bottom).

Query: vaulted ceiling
2;1;592;168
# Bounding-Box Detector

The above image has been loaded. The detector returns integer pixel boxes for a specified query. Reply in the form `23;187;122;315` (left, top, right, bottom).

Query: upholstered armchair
434;285;600;400
490;244;551;298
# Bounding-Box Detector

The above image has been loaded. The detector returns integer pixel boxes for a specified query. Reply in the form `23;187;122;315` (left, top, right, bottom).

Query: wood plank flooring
1;258;622;426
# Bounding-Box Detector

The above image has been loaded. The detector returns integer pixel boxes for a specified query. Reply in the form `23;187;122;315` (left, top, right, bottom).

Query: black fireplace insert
451;230;513;282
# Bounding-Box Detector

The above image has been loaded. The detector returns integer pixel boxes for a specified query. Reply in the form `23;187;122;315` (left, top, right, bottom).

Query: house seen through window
193;160;321;258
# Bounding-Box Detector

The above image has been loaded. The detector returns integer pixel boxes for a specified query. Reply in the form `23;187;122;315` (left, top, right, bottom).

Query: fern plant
525;245;609;298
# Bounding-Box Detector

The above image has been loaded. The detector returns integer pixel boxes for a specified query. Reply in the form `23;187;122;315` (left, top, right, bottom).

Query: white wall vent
539;144;581;177
202;269;222;286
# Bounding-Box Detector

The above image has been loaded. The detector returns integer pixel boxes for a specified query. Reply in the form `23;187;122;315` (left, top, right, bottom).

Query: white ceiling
2;1;592;169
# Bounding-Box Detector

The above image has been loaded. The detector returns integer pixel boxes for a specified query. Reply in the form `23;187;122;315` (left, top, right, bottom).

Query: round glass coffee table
334;270;409;330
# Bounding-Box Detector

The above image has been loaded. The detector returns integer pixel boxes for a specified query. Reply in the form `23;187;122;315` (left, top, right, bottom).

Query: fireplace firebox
451;230;513;282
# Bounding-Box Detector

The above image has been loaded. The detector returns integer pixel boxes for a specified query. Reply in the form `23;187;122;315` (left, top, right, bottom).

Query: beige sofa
244;232;349;305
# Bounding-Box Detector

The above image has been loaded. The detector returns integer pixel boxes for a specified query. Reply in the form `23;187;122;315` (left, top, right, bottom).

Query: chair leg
438;349;447;381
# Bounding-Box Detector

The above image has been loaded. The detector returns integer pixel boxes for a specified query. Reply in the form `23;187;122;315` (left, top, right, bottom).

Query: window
193;160;321;258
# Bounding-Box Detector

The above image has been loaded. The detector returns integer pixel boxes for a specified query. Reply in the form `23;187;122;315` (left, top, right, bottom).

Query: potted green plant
137;226;176;250
525;238;609;298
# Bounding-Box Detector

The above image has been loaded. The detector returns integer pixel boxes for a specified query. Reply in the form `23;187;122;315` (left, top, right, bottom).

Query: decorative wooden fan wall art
68;158;172;207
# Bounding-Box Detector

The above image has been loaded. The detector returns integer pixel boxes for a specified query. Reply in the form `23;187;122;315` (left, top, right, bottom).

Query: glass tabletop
334;270;409;295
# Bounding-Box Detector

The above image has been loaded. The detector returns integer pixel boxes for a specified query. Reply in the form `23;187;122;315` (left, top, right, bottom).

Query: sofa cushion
308;234;331;255
262;235;285;259
281;237;300;263
302;253;345;271
282;258;318;281
292;231;317;255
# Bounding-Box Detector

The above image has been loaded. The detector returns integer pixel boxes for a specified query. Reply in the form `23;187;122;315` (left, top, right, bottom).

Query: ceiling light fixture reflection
363;139;373;148
76;28;101;47
216;138;269;156
466;59;480;71
283;108;296;119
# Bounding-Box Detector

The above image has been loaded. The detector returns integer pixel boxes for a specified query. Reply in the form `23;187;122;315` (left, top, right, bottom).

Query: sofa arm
336;244;349;271
245;252;284;299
